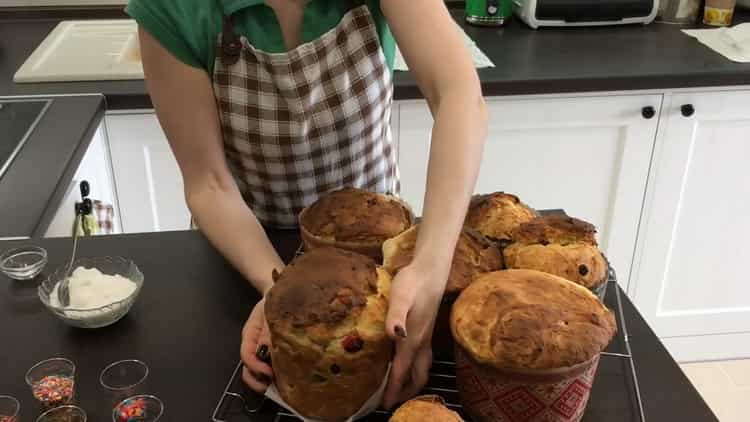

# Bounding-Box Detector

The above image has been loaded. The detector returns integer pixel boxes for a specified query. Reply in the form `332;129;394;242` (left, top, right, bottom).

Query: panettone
265;247;392;421
382;225;503;295
390;395;463;422
450;269;616;371
464;192;537;244
299;187;415;259
503;215;608;290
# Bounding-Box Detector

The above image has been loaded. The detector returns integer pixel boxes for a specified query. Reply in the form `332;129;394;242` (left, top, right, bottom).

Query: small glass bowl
0;395;20;421
36;405;86;422
0;246;47;280
25;357;76;410
100;359;149;406
38;257;144;329
113;395;163;422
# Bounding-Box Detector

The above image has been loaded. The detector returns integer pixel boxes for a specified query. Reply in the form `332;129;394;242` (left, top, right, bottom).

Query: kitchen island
0;230;718;421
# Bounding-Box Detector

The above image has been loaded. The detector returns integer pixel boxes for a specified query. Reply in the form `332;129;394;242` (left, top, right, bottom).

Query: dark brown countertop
0;229;717;421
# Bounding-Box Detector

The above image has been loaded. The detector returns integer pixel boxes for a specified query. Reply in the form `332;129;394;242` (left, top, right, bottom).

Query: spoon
57;182;91;307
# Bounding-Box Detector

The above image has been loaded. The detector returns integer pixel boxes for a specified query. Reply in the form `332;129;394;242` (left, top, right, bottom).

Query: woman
128;0;487;408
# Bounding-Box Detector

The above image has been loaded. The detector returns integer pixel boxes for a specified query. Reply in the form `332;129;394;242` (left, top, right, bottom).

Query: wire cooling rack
212;246;645;422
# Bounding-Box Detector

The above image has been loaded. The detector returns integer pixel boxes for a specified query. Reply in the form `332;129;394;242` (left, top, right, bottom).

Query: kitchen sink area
14;19;142;82
2;1;750;421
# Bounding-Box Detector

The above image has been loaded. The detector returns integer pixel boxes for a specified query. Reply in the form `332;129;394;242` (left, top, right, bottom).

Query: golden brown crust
464;192;537;242
383;225;503;294
390;395;463;422
503;243;607;289
299;188;414;259
266;248;377;330
504;215;607;289
510;215;598;246
450;269;616;371
265;247;393;421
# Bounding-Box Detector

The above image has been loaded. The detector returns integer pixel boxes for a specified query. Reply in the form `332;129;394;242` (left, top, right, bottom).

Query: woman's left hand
382;261;447;409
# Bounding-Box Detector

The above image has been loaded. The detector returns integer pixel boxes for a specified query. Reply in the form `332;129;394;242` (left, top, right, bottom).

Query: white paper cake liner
264;366;391;422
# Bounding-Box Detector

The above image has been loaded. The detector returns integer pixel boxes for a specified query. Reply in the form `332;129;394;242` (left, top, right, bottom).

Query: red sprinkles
0;416;17;422
116;397;147;422
31;375;74;408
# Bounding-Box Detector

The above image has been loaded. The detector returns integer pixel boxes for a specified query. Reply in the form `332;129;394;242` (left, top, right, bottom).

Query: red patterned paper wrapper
455;345;600;422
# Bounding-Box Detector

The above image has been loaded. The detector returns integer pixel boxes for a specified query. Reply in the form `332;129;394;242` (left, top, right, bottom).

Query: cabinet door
630;91;750;361
45;123;121;237
105;113;189;233
398;94;661;288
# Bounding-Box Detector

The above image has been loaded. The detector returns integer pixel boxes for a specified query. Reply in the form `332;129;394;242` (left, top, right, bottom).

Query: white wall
1;0;127;6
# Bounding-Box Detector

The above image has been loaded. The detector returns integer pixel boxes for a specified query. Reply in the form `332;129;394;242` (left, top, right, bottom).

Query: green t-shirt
126;0;395;75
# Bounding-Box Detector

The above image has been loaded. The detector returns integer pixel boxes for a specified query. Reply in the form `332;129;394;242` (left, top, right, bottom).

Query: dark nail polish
256;344;271;363
395;325;407;338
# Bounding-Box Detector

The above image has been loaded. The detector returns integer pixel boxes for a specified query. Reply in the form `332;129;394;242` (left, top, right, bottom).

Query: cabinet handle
681;104;695;117
642;106;656;119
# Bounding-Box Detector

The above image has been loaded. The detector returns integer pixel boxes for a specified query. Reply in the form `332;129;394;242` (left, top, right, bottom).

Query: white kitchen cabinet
398;94;661;287
45;123;121;237
629;90;750;362
105;112;190;233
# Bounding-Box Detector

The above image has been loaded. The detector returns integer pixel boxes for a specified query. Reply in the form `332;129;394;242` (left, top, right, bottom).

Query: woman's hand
240;299;274;393
382;261;448;409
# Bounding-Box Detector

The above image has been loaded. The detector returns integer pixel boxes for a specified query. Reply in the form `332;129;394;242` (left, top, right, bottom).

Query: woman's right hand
240;298;274;393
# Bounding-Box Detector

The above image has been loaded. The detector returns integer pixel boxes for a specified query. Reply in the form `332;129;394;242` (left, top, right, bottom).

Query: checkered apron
213;2;398;228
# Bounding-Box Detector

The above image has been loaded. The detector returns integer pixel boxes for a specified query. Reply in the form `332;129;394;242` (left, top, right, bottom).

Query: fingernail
394;325;407;338
256;344;271;363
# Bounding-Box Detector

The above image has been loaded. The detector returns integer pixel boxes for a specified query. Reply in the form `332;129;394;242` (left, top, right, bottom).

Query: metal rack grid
212;248;645;422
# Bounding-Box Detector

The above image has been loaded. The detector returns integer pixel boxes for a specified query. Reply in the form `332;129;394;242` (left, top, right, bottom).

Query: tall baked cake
265;247;392;421
503;215;608;297
390;395;463;422
450;269;616;422
382;225;503;296
299;187;414;260
464;192;537;245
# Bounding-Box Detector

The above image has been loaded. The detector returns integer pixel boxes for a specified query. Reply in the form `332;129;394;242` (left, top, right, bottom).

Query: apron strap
220;16;242;65
216;0;241;65
345;0;367;11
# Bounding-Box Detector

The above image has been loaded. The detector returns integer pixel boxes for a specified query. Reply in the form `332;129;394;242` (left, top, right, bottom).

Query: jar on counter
704;0;737;26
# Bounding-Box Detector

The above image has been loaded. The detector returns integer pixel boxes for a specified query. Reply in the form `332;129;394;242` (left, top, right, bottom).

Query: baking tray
212;251;643;422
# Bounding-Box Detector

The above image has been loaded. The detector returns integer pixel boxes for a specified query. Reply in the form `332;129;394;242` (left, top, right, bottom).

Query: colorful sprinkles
31;375;74;408
116;397;147;422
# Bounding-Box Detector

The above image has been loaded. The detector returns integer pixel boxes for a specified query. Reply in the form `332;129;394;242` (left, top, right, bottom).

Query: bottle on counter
704;0;737;26
466;0;513;26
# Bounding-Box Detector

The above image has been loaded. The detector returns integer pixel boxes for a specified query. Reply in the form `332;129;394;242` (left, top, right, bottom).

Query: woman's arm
139;28;284;294
380;0;488;406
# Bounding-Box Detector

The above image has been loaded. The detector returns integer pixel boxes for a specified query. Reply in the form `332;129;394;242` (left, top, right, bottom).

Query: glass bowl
36;405;86;422
38;257;144;329
100;359;149;406
113;395;163;422
0;395;20;421
0;246;47;280
25;357;76;410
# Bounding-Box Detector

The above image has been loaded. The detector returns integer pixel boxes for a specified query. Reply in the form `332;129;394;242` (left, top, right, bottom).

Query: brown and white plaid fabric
93;200;114;234
213;4;398;228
